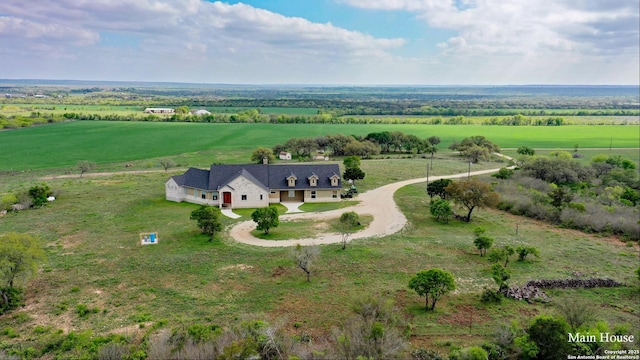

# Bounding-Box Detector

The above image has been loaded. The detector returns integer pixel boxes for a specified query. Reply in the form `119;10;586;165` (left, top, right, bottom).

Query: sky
0;0;638;85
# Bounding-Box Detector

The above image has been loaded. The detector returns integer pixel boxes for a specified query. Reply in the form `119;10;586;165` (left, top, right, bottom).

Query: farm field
0;121;638;171
0;104;319;116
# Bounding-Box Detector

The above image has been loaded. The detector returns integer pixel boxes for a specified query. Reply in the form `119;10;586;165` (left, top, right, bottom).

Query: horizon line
1;78;639;88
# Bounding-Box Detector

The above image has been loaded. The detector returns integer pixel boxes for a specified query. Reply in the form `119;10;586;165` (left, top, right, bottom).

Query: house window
332;191;338;199
194;189;199;197
241;195;247;201
213;192;218;200
288;190;295;198
260;195;263;200
330;177;339;186
287;174;297;187
311;191;316;199
201;192;206;199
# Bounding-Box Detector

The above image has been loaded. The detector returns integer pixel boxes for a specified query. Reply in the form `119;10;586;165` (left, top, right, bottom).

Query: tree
526;315;572;360
548;185;573;208
488;245;515;267
491;263;510;292
343;155;361;170
517;146;535;156
516;246;539;262
28;183;52;207
77;160;96;178
451;136;500;163
343;141;380;158
427;179;453;199
158;158;176;172
343;167;365;186
408;269;456;310
427;136;441;146
291;244;319;282
464;144;492;163
190;205;223;241
473;235;494;256
429;197;452;224
175;106;190;115
366;131;393;153
250;147;275;164
251;206;279;235
285;137;316;158
0;233;45;311
338;211;360;249
446;179;500;222
327;134;356;156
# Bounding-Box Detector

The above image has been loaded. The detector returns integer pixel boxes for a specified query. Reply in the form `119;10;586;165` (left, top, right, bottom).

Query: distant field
0;104;318;116
0;121;637;170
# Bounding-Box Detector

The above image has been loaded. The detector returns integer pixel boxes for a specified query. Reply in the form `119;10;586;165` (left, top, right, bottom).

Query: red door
223;192;232;207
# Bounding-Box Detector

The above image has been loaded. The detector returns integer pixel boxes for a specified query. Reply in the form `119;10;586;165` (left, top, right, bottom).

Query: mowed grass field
0;121;638;171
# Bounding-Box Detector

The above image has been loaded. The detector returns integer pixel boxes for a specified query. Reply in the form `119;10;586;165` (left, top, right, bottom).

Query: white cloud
343;0;639;57
0;0;636;83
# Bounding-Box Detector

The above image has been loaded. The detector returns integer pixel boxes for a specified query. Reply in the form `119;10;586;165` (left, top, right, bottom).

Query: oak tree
408;269;456;310
445;179;499;222
190;205;223;241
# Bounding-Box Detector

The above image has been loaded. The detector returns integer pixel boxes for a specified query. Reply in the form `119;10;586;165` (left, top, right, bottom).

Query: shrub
516;246;539;262
492;168;514;180
481;288;503;304
0;287;24;314
28;183;52;207
411;348;446;360
76;304;99;318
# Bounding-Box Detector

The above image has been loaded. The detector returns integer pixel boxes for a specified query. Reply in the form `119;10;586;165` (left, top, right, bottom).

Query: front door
223;192;232;207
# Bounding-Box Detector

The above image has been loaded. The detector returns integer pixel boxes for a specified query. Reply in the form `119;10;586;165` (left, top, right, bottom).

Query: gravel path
229;158;512;247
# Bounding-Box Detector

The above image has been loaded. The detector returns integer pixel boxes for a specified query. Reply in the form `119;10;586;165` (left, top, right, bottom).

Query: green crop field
0;121;637;171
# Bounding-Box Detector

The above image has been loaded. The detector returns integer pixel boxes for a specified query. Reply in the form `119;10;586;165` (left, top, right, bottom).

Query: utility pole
468;161;472;179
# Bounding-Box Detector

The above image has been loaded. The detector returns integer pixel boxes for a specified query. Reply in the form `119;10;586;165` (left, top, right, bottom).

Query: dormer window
287;173;297;187
308;174;319;187
329;174;339;187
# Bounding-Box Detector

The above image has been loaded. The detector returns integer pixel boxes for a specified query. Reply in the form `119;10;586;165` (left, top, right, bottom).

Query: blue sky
0;0;638;84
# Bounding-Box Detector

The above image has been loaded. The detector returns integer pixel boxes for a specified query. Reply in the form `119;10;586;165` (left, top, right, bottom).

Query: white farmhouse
166;164;342;209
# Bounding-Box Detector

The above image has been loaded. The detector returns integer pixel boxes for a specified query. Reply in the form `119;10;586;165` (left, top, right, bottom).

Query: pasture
0;159;637;356
0;121;638;171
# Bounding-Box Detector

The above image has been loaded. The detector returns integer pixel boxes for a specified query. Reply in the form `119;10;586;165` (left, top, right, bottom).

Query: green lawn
0;121;637;171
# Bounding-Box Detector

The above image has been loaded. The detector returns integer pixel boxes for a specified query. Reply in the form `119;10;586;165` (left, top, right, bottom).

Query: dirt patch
271;266;288;277
436;305;491;327
59;232;88;249
110;323;152;343
220;264;254;271
311;222;330;231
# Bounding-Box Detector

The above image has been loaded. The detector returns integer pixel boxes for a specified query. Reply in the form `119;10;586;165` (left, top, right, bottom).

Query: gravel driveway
229;164;510;247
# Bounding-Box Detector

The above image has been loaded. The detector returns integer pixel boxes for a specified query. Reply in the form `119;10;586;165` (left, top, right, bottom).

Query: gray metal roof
172;163;342;191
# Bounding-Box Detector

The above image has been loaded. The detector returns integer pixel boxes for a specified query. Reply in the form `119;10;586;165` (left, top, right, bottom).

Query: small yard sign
140;232;158;245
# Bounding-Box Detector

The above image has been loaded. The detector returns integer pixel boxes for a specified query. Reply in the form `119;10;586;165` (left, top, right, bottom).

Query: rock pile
504;278;625;303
